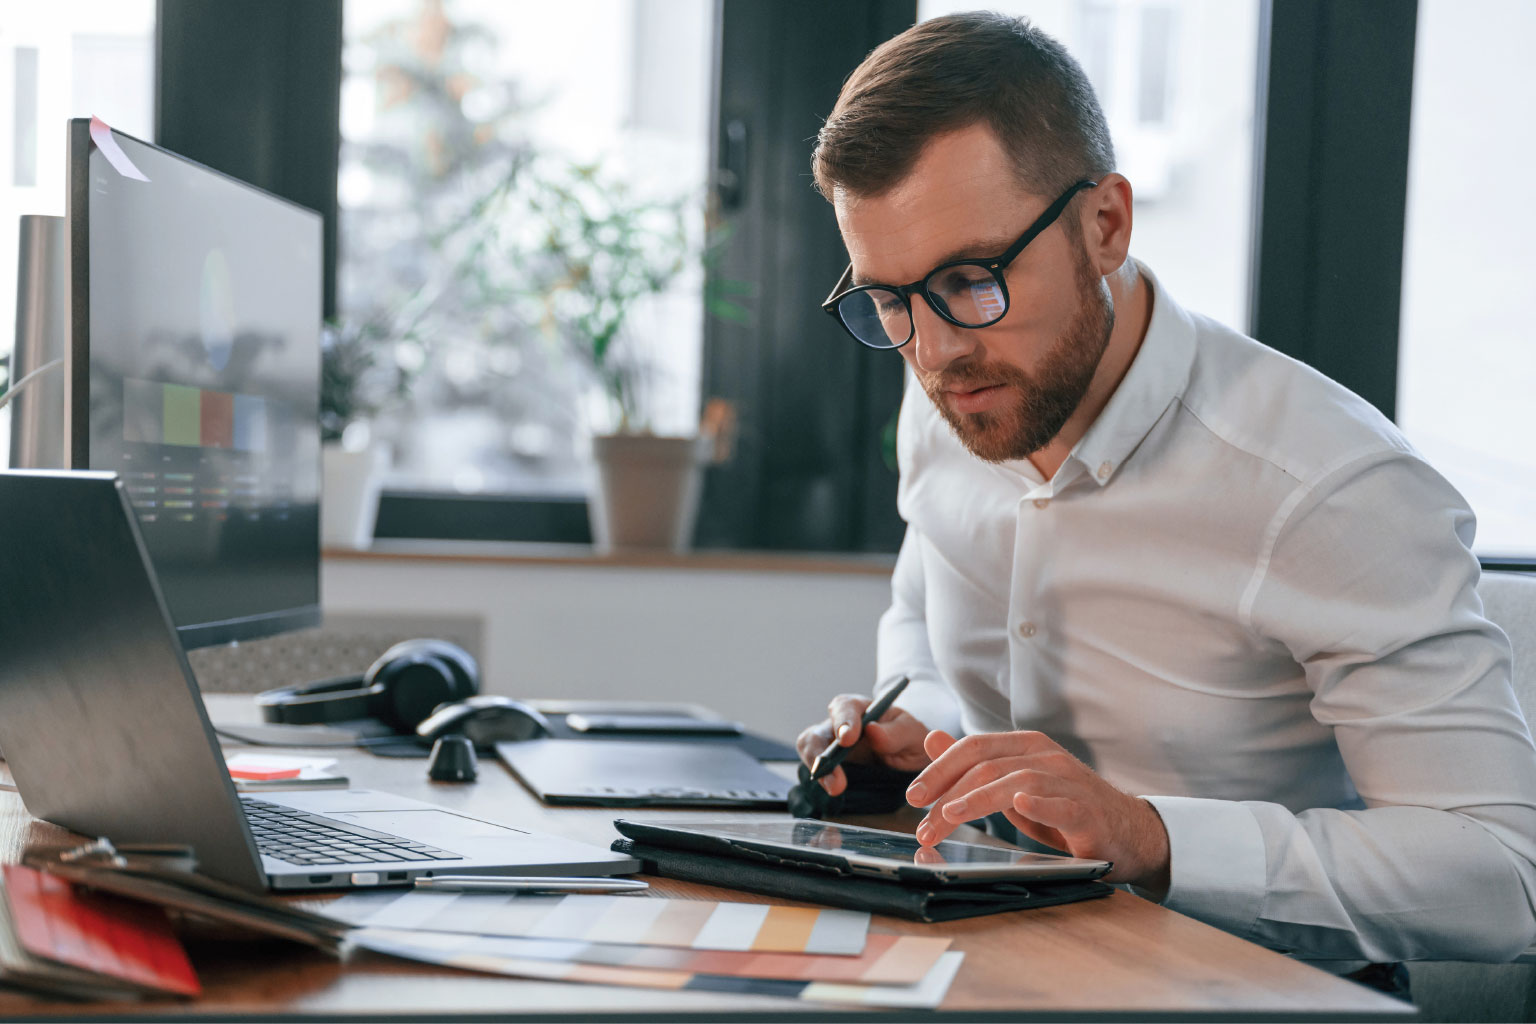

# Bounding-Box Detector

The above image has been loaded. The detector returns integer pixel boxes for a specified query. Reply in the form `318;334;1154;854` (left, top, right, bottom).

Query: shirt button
1096;461;1113;480
1017;621;1037;639
1033;498;1049;509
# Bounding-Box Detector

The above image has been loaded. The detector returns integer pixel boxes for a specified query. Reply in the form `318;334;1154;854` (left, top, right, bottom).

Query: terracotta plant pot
588;434;705;553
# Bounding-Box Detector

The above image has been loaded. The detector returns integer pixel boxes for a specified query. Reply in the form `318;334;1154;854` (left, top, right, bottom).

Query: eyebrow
850;233;1020;287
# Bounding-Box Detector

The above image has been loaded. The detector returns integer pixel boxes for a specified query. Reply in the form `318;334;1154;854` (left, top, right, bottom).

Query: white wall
321;557;894;744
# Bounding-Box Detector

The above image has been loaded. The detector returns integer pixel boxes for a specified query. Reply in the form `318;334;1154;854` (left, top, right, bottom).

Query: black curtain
695;0;918;554
156;0;343;319
1249;0;1417;419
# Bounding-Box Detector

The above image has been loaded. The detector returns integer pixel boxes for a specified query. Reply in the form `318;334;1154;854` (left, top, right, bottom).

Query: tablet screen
656;819;1109;878
765;820;1036;865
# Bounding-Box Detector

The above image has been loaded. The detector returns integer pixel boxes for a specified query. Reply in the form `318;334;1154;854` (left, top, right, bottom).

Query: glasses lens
836;287;911;348
927;264;1008;326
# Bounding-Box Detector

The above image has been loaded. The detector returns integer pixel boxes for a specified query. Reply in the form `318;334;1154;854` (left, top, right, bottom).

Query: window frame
152;0;1535;568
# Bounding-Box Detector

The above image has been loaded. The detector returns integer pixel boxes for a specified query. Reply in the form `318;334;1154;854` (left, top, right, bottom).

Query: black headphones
255;638;480;734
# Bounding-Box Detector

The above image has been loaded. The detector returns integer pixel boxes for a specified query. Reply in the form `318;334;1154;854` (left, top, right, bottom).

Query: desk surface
0;695;1413;1021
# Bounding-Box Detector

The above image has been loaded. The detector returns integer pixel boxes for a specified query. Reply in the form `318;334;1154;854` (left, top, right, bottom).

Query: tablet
498;739;791;808
612;818;1112;885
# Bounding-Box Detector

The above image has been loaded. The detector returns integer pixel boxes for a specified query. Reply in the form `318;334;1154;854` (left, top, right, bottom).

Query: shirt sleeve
876;526;963;737
1149;450;1536;962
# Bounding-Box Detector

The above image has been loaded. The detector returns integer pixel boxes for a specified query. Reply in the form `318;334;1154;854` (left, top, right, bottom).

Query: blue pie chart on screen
200;248;234;371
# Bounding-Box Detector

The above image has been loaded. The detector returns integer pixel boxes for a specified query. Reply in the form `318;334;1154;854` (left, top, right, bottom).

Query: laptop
0;470;638;891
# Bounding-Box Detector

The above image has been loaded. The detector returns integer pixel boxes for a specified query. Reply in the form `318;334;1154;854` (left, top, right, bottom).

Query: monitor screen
67;119;322;648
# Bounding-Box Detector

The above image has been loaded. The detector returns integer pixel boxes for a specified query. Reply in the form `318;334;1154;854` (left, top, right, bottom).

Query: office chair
1405;570;1536;1022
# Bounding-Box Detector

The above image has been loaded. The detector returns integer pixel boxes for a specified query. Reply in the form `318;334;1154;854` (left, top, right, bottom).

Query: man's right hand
795;693;933;796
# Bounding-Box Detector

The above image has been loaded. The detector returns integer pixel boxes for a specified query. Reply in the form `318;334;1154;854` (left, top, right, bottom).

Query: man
796;12;1536;968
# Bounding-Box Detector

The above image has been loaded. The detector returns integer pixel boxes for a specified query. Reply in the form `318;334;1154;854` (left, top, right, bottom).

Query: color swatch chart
349;928;964;1008
350;927;949;983
326;891;868;955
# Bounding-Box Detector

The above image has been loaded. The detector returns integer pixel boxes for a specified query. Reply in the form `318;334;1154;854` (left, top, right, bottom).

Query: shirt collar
1069;260;1198;487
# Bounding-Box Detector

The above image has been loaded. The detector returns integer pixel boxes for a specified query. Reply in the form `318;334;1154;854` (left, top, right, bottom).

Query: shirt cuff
1144;795;1268;941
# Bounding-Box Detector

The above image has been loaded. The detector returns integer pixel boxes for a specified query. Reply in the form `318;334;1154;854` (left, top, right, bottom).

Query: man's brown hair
812;12;1115;202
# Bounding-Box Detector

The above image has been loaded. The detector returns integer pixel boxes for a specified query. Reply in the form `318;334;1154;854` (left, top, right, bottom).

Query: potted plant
517;161;744;552
319;318;412;548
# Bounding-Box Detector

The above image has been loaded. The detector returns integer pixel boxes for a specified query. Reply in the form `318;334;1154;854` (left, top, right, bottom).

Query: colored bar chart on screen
161;384;201;446
121;378;267;451
200;390;233;448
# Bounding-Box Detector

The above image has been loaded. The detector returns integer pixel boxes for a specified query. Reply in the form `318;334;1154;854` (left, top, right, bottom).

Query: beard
916;255;1114;464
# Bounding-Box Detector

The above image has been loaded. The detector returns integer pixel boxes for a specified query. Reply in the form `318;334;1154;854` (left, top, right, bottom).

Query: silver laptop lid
0;470;267;890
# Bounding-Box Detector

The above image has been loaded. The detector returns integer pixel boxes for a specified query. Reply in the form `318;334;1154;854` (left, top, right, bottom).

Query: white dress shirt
879;263;1536;963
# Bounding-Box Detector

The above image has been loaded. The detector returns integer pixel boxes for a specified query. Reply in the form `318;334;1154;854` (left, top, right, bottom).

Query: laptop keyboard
242;799;463;866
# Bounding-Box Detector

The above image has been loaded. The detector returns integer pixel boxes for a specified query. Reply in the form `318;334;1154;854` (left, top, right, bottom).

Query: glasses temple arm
994;179;1098;267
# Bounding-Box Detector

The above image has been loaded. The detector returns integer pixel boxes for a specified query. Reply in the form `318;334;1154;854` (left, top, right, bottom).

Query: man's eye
933;267;992;294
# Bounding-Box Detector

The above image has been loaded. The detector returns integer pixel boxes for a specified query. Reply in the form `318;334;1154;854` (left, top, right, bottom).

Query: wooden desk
0;697;1414;1021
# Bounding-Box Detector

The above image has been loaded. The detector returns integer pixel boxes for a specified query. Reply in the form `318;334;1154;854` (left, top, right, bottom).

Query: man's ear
1082;173;1134;276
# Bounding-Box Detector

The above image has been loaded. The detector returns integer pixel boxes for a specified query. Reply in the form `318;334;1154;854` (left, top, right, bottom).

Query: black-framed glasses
821;179;1097;350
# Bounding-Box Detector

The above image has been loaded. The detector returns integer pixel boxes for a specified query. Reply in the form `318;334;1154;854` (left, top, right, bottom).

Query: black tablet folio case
608;836;1113;923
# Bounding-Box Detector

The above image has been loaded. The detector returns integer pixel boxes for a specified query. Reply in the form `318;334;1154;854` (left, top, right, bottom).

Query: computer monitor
50;117;322;648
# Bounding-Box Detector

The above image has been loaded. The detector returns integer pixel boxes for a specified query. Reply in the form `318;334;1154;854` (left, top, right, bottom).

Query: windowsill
328;540;1532;577
323;539;897;576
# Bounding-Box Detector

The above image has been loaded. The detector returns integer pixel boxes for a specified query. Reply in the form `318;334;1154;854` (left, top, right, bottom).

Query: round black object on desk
427;735;478;782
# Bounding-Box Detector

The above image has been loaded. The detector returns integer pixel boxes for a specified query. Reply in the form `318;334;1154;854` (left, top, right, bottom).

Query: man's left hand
905;730;1171;893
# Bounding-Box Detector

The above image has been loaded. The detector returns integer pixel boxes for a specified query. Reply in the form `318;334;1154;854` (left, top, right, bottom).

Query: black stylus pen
808;676;911;781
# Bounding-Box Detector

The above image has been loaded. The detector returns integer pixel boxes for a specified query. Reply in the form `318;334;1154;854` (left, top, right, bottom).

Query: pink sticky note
228;765;302;780
88;116;150;182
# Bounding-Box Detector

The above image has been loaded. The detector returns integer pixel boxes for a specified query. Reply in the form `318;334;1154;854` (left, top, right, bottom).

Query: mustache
921;362;1026;393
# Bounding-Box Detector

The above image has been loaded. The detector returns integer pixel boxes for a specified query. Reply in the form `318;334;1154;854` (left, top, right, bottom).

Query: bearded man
795;11;1536;979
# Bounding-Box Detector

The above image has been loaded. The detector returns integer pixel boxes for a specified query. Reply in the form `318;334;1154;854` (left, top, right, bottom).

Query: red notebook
3;863;200;998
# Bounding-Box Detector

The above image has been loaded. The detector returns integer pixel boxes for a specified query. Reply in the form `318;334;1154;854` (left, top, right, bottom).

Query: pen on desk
809;676;911;782
413;875;650;894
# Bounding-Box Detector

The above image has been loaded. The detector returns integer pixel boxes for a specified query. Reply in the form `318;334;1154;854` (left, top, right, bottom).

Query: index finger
907;731;1051;806
826;693;872;747
795;720;836;766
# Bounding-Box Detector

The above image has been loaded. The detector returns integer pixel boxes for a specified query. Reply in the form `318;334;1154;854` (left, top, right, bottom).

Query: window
336;0;713;499
1397;0;1536;557
916;0;1261;333
0;0;155;456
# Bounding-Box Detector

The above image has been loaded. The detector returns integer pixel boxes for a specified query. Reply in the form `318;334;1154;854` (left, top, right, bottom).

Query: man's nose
907;295;978;372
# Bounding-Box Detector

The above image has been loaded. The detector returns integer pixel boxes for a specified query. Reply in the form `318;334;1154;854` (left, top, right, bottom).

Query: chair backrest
1476;571;1536;727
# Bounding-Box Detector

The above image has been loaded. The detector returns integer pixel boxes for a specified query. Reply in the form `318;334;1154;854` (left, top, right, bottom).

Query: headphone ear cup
364;639;481;732
373;655;459;732
428;639;480;700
